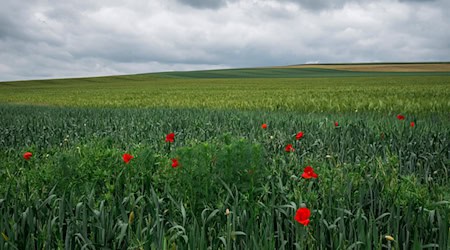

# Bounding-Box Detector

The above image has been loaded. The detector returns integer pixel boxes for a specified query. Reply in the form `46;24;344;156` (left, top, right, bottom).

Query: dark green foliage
0;105;449;249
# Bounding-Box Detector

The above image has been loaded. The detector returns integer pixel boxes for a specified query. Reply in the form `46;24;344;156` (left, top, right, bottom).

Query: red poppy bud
294;207;311;226
171;158;179;168
23;152;32;160
301;166;318;179
122;153;133;164
285;144;294;152
165;133;175;143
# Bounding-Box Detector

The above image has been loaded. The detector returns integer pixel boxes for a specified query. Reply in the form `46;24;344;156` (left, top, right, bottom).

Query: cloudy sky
1;0;449;81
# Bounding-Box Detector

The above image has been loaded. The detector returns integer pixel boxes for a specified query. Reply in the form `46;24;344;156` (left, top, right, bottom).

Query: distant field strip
1;66;450;113
1;75;449;113
282;63;450;72
155;67;450;78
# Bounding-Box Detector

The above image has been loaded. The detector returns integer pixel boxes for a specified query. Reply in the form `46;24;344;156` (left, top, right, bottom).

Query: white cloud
0;0;449;81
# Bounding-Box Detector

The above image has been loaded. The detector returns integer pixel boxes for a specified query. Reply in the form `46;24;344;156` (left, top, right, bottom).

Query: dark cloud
176;0;228;9
283;0;354;10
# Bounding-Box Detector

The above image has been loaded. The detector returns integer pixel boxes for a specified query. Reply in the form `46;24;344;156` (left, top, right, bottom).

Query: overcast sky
1;0;449;81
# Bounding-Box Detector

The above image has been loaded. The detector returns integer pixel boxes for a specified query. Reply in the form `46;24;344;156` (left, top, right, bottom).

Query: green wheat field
0;66;449;249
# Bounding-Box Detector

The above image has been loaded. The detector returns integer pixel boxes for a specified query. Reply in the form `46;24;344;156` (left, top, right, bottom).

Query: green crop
0;71;449;113
0;105;449;249
0;68;449;248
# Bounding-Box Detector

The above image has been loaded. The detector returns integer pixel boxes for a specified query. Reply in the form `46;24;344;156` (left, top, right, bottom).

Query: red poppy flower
334;121;339;127
285;144;294;152
171;158;179;168
122;153;133;164
410;121;415;127
296;131;304;140
262;123;267;129
165;133;175;143
301;166;318;179
23;152;32;160
397;114;405;120
294;207;311;226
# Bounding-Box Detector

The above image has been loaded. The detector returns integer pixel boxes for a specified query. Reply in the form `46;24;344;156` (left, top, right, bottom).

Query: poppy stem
226;210;232;250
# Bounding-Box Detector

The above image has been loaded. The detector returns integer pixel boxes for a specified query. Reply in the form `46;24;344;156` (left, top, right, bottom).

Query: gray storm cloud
0;0;449;81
